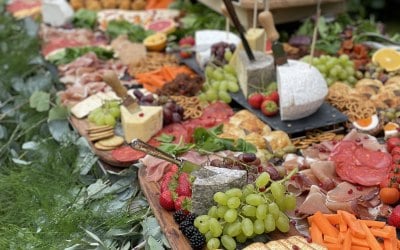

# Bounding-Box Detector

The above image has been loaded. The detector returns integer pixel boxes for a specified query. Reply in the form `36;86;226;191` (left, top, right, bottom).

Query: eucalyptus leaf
0;124;7;139
29;91;50;112
86;179;108;199
48;119;71;142
83;229;107;248
22;141;38;150
48;106;69;121
146;236;164;250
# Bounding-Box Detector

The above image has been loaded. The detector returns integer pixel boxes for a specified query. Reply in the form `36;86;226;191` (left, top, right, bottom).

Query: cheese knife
102;70;140;114
130;138;201;173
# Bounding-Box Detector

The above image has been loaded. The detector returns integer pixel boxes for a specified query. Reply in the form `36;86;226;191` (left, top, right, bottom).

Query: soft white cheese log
42;0;74;27
120;106;163;143
278;60;328;121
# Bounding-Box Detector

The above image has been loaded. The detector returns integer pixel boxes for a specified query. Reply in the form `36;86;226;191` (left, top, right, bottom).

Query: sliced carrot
339;210;365;238
339;213;348;232
360;222;382;250
310;224;323;244
343;230;351;250
325;214;340;225
313;211;339;238
360;220;385;229
324;234;339;244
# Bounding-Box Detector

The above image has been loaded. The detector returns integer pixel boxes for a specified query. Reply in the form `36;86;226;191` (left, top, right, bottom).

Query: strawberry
174;196;191;212
388;204;400;227
168;164;179;173
176;172;192;197
159;190;175;211
263;90;279;104
160;171;177;193
247;92;264;109
179;49;192;59
260;100;279;117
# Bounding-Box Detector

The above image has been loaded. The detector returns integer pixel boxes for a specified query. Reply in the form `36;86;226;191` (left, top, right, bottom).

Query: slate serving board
180;55;348;135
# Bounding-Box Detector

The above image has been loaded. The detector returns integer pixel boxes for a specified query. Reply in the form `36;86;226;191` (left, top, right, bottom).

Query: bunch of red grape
211;42;236;66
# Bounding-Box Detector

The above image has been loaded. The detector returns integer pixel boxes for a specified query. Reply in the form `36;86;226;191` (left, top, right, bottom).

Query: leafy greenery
106;20;153;42
46;46;114;65
72;9;98;29
0;6;163;249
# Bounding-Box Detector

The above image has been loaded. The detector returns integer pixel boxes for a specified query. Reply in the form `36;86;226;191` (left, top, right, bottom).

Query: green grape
105;100;119;108
255;172;270;188
217;206;228;218
109;106;120;119
256;203;268;220
223;63;236;74
236;233;247;243
227;197;241;209
325;59;335;70
204;231;213;242
284;194;296;211
194;215;210;234
270;182;285;201
209;218;223;237
268;202;280;219
207;238;220;250
219;80;229;92
346;66;355;76
338;70;348;80
246;194;263;206
103;112;116;127
253;219;265;234
316;64;327;74
218;90;232;103
225;188;242;198
221;235;236;250
212;70;224;81
198;92;208;101
226;81;239;93
242;205;256;217
348;76;356;85
208;205;218;218
224;50;233;62
88;112;96;123
210;80;221;91
226;220;241;237
224;73;237;83
339;54;349;63
329;67;339;78
214;192;228;205
264;213;276;232
241;218;254;237
205;66;214;78
276;198;286;211
205;89;218;102
94;112;106;125
224;208;238;223
242;184;255;195
276;213;290;233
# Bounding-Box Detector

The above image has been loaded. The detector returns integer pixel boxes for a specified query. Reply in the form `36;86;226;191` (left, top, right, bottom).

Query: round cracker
98;135;124;148
94;141;117;151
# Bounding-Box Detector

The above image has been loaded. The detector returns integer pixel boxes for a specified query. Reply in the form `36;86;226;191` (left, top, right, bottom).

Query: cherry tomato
393;154;400;164
379;187;400;204
391;146;400;156
387;137;400;153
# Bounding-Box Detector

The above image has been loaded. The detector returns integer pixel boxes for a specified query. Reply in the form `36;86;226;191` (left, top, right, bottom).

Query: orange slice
372;48;400;72
143;33;167;52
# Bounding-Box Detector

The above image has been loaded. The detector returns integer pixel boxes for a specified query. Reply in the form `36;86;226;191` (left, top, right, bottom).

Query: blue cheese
120;106;163;143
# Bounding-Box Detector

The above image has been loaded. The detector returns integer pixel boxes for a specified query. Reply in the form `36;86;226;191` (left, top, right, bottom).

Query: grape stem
262;167;298;194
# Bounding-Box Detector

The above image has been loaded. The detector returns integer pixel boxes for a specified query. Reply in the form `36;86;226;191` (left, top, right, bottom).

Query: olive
238;153;257;163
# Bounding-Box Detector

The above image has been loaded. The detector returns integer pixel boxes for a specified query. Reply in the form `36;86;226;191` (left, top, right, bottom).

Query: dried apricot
379;187;400;204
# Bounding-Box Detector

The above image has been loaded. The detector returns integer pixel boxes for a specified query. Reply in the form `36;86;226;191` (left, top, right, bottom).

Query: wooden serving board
70;116;133;167
138;167;300;250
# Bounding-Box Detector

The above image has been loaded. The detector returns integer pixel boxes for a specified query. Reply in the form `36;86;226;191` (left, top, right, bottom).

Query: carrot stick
338;232;346;244
360;222;382;250
310;224;323;244
321;242;341;250
308;215;314;225
324;234;338;244
313;211;339;238
360;220;385;229
339;210;365;238
325;214;340;225
343;230;351;250
370;228;391;239
383;226;397;250
351;237;369;247
142;83;157;93
350;246;370;250
339;213;347;232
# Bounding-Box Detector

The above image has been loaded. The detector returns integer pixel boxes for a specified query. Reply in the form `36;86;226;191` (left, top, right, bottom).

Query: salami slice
329;141;392;186
111;145;146;163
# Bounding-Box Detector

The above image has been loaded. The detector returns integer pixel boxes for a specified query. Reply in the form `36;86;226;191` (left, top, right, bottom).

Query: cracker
87;124;114;133
94;141;117;151
89;131;114;141
98;135;124;148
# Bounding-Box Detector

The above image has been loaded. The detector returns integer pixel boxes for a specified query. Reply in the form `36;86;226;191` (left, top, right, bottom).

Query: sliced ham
283;154;306;172
342;129;387;152
286;169;320;196
297;185;332;215
140;155;171;182
309;161;338;191
326;182;379;203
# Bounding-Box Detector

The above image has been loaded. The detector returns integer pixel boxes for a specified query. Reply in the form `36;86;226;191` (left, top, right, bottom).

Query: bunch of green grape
88;100;121;127
198;64;240;104
194;172;296;250
302;54;356;86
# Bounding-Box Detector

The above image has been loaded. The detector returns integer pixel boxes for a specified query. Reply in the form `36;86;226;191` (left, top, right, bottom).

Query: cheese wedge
120;106;163;143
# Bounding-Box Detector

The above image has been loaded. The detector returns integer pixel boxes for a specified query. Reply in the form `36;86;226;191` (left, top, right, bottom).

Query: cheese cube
246;28;266;52
120;106;163;143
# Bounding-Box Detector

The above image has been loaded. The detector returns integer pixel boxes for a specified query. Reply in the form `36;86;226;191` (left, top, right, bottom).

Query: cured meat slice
283;154;306;172
310;161;338;191
326;182;379;203
286;169;320;196
329;140;391;186
342;129;387;152
297;185;332;215
140;155;171;182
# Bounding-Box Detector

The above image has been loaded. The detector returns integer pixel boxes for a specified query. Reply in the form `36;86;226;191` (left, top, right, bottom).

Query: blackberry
184;213;197;224
188;231;206;250
181;225;196;237
179;219;193;232
173;209;187;224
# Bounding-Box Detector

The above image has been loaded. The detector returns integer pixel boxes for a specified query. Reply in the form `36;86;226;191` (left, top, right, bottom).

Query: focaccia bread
243;236;327;250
